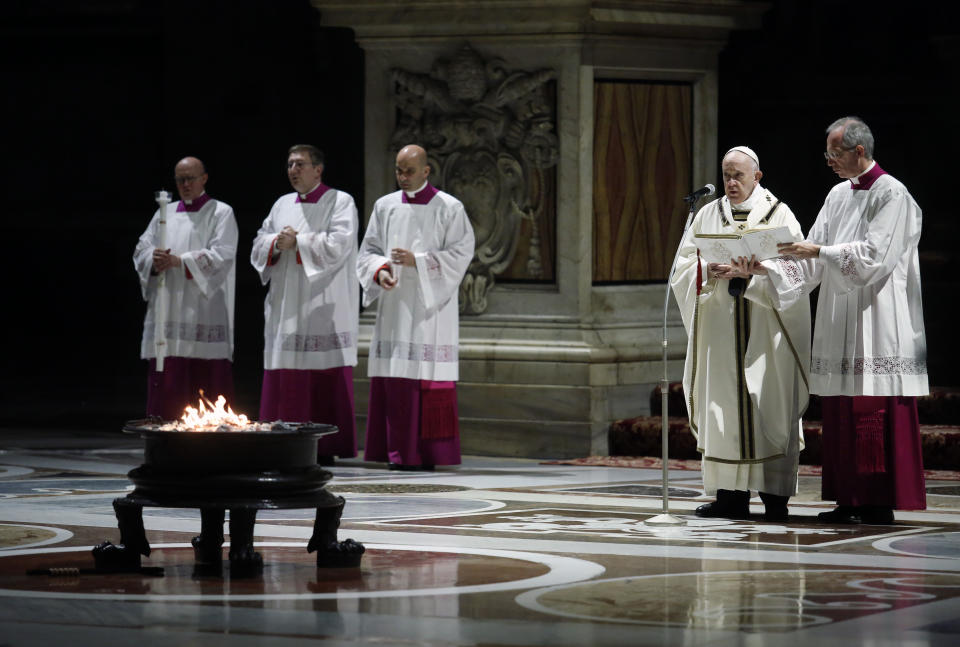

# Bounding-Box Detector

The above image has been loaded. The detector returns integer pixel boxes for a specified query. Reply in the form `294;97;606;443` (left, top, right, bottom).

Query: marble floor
1;429;959;646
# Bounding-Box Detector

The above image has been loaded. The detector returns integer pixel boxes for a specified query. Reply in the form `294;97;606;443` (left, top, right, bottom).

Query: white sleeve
818;185;921;294
297;193;358;281
133;209;161;300
357;203;389;307
250;202;282;286
181;205;239;298
412;201;475;315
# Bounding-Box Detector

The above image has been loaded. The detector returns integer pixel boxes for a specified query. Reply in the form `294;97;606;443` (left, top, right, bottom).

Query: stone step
648;383;960;425
609;416;960;470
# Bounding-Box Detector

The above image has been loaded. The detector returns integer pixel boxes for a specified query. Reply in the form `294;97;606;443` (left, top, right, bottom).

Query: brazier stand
94;422;364;577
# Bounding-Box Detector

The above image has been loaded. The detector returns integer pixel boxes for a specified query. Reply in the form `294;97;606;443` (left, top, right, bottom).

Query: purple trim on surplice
850;164;887;191
363;376;461;466
401;183;439;205
146;356;234;421
820;395;926;510
259;366;357;458
177;192;212;212
295;183;331;203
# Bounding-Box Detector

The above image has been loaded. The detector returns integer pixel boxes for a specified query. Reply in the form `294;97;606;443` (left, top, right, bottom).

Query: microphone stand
644;192;702;527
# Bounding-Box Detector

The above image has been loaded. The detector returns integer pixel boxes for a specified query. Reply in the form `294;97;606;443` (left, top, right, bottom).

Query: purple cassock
820;395;926;510
364;377;461;467
147;357;234;421
259;367;358;458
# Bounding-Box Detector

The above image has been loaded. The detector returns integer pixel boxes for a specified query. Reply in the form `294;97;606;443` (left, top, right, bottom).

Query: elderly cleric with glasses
748;116;929;525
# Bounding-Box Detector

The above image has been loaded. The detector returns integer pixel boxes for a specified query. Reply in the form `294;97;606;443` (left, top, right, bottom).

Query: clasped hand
152;248;181;272
277;226;298;251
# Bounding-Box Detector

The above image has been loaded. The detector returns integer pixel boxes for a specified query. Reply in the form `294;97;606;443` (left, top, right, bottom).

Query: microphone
683;184;715;203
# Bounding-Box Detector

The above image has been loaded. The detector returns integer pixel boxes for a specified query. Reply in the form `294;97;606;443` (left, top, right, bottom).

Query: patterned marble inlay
0;544;603;602
556;484;701;497
380;507;915;546
0;479;132;498
516;570;960;630
876;532;960;559
0;523;65;549
327;484;471;494
0;491;501;523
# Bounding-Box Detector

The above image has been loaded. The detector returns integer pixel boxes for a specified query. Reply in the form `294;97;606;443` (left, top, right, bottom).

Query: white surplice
760;166;928;397
134;196;237;360
672;187;811;496
250;186;359;370
357;187;475;381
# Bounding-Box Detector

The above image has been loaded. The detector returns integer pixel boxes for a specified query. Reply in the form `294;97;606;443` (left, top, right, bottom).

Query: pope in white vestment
250;146;359;461
766;117;927;523
357;145;475;469
672;146;810;521
133;157;238;420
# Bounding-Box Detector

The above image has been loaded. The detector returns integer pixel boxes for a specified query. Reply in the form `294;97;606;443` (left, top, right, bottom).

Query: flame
176;390;251;431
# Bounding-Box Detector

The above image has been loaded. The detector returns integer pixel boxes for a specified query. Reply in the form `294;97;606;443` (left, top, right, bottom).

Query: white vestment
760;168;928;397
357;187;475;381
250;187;359;370
672;187;810;496
134;196;237;360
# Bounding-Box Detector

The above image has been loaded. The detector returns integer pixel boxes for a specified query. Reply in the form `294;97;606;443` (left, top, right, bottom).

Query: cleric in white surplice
770;117;928;525
671;146;811;521
357;144;475;470
251;145;359;462
134;156;238;420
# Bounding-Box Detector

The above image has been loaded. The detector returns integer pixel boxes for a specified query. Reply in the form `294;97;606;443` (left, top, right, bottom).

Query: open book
694;226;793;264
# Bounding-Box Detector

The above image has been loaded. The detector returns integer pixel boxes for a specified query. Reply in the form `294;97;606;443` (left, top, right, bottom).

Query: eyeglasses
287;160;316;170
823;147;855;161
174;175;202;184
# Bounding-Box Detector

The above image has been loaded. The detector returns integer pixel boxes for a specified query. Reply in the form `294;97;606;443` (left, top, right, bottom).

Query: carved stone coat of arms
390;44;558;314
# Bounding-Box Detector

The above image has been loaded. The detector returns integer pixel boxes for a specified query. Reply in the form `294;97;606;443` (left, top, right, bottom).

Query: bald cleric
671;146;811;521
357;144;475;470
134;156;239;419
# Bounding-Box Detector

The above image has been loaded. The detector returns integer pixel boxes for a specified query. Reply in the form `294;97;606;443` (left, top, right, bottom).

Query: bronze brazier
94;421;364;577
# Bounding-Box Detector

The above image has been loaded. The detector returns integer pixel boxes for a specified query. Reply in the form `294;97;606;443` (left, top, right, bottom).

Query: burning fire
161;391;256;431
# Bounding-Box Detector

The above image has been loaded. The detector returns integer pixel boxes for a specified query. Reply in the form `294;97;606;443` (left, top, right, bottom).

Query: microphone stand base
644;513;687;527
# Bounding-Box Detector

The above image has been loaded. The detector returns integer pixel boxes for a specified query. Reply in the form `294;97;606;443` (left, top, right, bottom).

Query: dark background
2;0;957;429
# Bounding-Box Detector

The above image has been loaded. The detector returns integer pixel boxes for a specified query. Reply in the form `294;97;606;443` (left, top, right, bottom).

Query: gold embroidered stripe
702;453;786;465
772;306;809;391
733;294;756;460
688;286;702;435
